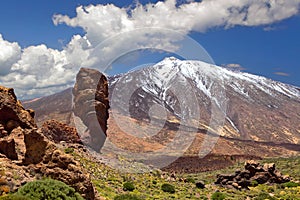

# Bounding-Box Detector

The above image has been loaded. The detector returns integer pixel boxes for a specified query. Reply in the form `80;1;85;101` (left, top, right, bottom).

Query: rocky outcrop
0;86;35;161
41;120;81;144
215;160;290;189
72;68;109;152
0;86;36;132
0;85;96;199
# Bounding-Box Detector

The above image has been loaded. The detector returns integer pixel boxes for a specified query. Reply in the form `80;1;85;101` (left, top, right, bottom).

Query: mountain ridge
23;57;300;170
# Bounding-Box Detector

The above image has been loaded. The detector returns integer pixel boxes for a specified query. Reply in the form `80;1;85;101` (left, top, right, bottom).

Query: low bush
211;191;226;200
253;192;276;200
185;177;195;183
280;181;299;188
250;180;259;187
123;182;135;191
16;178;83;200
161;183;175;194
114;194;142;200
64;148;74;154
0;195;30;200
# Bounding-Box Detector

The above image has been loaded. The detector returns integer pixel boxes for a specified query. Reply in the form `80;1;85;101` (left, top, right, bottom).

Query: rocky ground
1;84;300;199
0;85;97;199
2;66;300;199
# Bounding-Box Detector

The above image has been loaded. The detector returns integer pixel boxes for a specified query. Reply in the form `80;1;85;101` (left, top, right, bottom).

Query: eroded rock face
34;149;95;200
215;160;290;190
0;86;36;161
41;120;82;144
0;85;96;199
72;68;109;152
0;86;36;131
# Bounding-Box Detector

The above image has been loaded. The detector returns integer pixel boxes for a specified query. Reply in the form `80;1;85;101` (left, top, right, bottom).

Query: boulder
215;160;290;189
195;181;205;189
252;172;270;184
263;163;275;173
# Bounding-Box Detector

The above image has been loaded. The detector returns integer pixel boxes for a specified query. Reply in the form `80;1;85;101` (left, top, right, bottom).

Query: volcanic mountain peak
108;57;300;144
153;57;300;99
110;57;300;104
24;57;300;159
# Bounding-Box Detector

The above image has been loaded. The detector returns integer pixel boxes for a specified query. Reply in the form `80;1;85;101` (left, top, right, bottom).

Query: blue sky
0;0;299;98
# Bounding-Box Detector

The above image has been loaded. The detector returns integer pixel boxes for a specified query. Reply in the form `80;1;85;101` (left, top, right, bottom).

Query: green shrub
211;191;226;200
114;194;142;200
281;181;300;188
64;148;74;154
254;192;276;200
185;177;195;183
16;178;83;200
152;180;157;185
123;182;135;191
0;195;30;200
250;180;259;187
161;183;175;194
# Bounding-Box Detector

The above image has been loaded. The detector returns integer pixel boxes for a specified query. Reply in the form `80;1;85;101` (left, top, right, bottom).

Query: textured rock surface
41;120;82;144
0;85;96;199
0;86;36;131
215;160;290;189
72;68;109;152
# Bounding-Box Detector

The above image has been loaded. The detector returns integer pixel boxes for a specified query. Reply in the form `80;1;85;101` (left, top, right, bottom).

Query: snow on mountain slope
109;57;300;144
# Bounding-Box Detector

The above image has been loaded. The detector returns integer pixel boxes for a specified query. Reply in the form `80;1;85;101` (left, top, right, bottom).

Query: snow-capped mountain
109;57;300;143
23;57;300;159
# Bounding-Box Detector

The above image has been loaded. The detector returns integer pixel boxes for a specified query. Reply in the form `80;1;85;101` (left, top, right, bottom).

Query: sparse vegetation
161;183;175;194
64;147;74;154
250;180;259;187
280;181;299;188
63;150;300;199
123;182;135;191
211;191;226;200
253;192;276;200
185;177;195;183
114;194;142;200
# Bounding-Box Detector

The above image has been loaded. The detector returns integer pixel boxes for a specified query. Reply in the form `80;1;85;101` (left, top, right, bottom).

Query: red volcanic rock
0;86;36;131
41;120;82;144
0;85;96;199
72;68;109;152
0;139;17;160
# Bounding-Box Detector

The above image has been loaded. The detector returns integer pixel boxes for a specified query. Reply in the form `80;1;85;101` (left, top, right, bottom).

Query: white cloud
0;35;92;98
1;0;300;99
53;0;300;35
0;34;21;76
222;63;246;71
52;0;300;70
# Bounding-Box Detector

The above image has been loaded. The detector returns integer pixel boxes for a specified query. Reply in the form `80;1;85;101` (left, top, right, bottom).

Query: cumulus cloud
52;0;300;70
53;0;300;35
0;34;21;76
0;35;92;98
1;0;300;98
